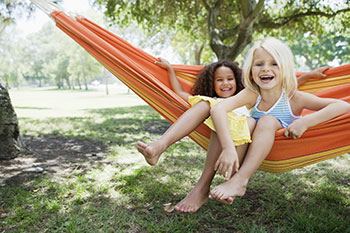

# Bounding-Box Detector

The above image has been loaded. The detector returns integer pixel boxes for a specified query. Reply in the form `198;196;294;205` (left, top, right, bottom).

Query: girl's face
214;66;237;98
251;47;281;92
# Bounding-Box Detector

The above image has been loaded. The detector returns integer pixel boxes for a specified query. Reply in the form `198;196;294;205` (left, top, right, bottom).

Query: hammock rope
31;1;350;173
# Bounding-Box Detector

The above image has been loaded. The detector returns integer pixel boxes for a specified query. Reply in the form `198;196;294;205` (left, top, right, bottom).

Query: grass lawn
1;87;349;232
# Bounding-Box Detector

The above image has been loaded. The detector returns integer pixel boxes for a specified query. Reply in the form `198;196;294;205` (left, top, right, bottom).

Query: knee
256;115;281;130
247;117;256;133
196;100;211;112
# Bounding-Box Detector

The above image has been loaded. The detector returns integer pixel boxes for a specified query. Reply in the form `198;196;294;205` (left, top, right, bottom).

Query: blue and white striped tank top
250;90;300;128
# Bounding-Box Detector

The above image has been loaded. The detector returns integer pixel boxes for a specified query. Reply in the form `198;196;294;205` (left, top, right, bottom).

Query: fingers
225;167;232;180
314;66;329;79
233;161;239;173
284;129;290;138
214;159;220;171
284;128;301;139
218;163;225;177
319;66;329;73
217;162;229;178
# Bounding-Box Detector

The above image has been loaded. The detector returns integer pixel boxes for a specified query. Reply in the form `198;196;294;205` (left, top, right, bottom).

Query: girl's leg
175;117;256;212
234;117;256;167
175;131;221;212
213;116;256;204
210;115;282;202
137;101;211;165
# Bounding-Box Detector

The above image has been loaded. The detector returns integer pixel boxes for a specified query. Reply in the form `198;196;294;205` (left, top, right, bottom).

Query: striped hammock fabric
49;10;349;173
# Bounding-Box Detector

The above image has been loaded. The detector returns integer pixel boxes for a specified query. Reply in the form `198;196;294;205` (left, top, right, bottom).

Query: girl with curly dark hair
192;60;244;98
137;58;253;165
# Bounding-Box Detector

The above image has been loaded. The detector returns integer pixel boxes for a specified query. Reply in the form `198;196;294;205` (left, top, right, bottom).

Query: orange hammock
47;10;349;173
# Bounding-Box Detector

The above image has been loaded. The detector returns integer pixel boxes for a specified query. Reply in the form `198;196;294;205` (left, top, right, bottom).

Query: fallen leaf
163;203;174;213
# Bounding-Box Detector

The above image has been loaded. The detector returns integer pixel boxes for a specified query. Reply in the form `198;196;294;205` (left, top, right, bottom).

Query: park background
1;0;349;232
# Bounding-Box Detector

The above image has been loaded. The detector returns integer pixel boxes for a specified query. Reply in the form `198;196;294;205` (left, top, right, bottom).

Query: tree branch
258;7;350;29
201;0;210;11
250;0;265;19
214;0;225;9
218;26;239;40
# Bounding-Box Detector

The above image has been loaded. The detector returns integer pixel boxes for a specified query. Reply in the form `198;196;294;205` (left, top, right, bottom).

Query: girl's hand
309;66;329;79
155;57;172;70
214;148;239;180
284;118;308;139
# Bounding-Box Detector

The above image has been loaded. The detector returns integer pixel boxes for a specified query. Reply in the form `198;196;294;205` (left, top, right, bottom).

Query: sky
18;0;93;35
15;0;182;63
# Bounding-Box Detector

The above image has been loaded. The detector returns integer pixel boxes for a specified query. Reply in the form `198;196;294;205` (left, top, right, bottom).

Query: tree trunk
104;69;109;95
194;44;204;65
65;76;71;89
206;0;264;61
77;75;82;90
83;76;88;91
0;79;21;160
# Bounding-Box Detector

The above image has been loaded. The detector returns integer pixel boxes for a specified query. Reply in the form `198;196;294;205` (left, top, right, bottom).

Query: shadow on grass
0;134;108;186
2;105;349;232
2;152;349;232
1;105;171;186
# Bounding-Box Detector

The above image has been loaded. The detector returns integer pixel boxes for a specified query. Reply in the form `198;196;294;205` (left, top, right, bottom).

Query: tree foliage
0;0;33;30
0;0;62;32
94;0;350;62
291;32;350;69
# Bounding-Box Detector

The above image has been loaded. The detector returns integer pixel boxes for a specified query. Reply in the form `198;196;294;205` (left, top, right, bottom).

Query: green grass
1;88;350;232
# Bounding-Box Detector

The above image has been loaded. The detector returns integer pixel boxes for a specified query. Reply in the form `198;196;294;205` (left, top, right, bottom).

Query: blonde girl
136;56;329;212
208;37;350;203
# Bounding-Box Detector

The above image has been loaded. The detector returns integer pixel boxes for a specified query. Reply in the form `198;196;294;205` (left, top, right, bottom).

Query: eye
272;62;278;66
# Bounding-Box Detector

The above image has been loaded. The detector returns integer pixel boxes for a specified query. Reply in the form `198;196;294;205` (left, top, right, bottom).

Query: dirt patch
0;135;109;186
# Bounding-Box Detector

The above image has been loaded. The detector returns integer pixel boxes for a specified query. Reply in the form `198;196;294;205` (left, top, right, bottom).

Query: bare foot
209;173;248;203
136;141;166;166
175;186;209;213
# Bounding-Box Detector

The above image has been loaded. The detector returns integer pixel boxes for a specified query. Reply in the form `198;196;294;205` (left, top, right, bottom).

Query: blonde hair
243;37;297;98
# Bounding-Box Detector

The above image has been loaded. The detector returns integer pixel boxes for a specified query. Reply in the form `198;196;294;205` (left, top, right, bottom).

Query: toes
226;196;234;204
217;198;230;204
137;141;148;150
174;204;182;211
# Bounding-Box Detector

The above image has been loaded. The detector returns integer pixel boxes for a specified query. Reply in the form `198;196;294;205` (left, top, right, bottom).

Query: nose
223;79;230;85
262;64;270;71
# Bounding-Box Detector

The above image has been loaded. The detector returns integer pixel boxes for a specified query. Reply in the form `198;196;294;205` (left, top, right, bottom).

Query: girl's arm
156;58;191;101
210;89;258;178
297;66;329;87
285;91;350;139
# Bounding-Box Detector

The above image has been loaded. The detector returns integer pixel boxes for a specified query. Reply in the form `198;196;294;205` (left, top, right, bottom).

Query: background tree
0;80;21;160
0;0;61;32
291;33;350;69
0;28;22;88
94;0;350;62
68;44;103;91
0;0;62;159
0;0;33;31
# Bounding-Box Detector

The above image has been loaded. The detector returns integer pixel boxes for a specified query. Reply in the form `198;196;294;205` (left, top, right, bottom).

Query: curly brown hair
192;61;244;98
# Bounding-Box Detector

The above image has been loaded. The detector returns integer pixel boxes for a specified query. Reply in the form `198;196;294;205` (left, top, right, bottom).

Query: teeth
261;76;273;80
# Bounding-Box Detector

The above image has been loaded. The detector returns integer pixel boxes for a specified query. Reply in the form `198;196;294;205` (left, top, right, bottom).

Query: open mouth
260;76;274;81
220;87;232;92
